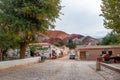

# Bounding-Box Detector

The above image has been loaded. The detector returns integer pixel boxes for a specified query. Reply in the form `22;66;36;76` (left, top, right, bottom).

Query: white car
69;53;75;59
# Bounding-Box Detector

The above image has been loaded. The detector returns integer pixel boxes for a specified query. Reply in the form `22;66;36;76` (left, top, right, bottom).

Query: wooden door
80;51;86;60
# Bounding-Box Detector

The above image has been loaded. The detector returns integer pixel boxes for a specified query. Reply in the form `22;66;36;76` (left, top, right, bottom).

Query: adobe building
76;45;120;60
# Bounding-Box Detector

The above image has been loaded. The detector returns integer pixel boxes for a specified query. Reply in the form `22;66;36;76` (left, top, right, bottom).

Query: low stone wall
0;57;40;70
100;62;120;73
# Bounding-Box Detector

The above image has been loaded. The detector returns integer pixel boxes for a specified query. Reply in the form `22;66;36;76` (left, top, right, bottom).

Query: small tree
53;41;64;47
66;40;76;49
0;0;62;59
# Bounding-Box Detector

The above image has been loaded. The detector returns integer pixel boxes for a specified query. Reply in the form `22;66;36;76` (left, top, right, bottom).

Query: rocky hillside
63;34;84;43
43;30;100;45
47;30;69;40
80;36;99;45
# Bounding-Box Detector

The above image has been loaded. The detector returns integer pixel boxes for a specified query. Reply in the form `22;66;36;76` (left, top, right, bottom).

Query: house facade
76;46;120;60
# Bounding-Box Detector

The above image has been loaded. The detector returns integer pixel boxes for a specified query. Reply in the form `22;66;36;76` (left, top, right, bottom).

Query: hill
47;30;69;40
43;30;100;45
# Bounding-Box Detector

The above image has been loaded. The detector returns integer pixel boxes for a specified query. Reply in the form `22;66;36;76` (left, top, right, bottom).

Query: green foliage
101;0;120;33
0;0;61;43
29;45;38;52
0;31;20;49
39;47;48;50
66;40;76;49
100;32;120;45
0;0;61;58
29;44;48;52
53;41;64;47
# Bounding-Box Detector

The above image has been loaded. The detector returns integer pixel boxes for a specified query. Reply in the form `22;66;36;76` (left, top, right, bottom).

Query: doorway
80;51;86;60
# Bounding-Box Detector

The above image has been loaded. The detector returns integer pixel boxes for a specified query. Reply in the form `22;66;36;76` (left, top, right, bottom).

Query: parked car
69;52;75;59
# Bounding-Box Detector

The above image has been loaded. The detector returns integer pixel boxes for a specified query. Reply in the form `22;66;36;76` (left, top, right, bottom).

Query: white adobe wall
0;57;40;70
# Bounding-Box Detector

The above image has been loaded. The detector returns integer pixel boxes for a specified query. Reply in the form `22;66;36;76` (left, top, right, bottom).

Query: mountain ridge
44;30;100;45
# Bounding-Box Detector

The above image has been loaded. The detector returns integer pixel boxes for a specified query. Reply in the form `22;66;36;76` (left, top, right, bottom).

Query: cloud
55;0;109;38
61;0;102;14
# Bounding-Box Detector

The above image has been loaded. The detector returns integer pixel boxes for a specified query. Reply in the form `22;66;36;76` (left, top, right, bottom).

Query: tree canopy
101;0;120;33
66;40;76;49
0;31;20;49
0;0;61;58
100;32;120;45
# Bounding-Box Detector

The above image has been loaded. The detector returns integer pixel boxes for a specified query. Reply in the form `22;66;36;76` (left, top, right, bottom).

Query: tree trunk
0;49;8;61
20;43;27;59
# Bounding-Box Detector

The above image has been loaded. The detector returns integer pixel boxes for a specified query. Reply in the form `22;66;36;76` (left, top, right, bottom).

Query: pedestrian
30;50;34;57
102;52;110;63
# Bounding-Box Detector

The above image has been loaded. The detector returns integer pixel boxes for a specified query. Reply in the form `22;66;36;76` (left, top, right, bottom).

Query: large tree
0;0;61;59
101;0;120;33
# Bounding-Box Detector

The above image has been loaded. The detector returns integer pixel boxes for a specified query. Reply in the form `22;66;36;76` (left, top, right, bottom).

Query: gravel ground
0;56;107;80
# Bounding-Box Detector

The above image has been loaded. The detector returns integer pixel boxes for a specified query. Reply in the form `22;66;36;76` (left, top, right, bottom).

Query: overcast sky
55;0;111;38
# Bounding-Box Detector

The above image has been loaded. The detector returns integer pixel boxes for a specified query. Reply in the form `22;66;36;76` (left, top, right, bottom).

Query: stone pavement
0;55;120;80
0;57;106;80
89;63;120;80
